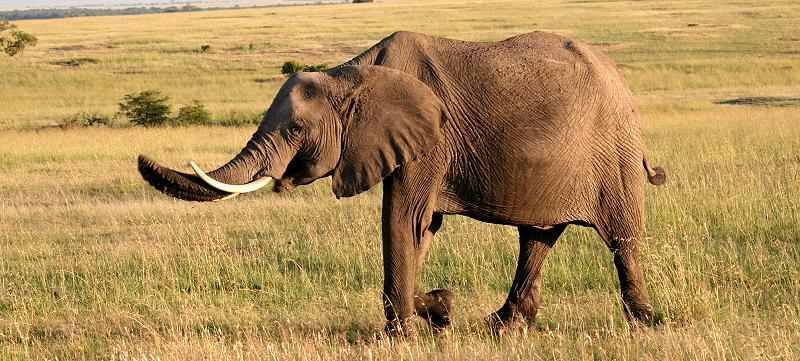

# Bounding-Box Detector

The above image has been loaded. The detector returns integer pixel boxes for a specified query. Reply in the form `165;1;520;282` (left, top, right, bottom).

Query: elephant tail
643;157;666;186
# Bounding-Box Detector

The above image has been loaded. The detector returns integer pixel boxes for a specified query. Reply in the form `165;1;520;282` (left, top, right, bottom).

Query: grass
1;0;799;359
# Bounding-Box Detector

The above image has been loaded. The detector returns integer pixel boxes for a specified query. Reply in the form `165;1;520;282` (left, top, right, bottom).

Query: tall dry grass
1;0;799;359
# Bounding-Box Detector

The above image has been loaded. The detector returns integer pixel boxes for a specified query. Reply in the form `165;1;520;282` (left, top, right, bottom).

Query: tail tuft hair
647;166;666;186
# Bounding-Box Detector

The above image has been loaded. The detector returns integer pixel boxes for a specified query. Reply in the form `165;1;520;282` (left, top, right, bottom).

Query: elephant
137;31;666;336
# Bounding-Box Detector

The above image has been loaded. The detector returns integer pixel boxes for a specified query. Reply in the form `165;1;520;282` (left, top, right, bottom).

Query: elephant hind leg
595;216;654;323
488;224;567;333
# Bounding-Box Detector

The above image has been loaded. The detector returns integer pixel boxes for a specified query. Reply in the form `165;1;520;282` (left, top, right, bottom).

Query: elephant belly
436;142;597;227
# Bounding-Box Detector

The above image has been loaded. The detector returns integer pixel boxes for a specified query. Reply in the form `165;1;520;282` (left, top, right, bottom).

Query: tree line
1;1;372;21
0;4;264;21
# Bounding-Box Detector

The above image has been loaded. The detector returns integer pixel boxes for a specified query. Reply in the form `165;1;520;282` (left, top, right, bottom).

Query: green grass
1;0;800;359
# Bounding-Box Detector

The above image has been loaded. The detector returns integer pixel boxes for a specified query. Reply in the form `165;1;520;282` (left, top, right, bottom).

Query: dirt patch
254;76;283;84
715;97;800;107
51;58;100;67
588;42;631;51
50;44;88;51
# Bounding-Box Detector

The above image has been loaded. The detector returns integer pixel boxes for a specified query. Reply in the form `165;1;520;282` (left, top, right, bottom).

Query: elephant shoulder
503;31;566;45
379;31;438;58
502;32;611;68
343;31;433;68
384;31;429;44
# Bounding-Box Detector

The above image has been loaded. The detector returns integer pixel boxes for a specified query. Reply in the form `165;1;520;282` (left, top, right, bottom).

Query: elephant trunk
138;139;273;202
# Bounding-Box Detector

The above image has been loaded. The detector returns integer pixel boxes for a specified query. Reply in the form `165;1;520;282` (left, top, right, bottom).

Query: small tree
281;60;329;75
118;90;171;126
174;100;212;125
0;20;38;56
281;60;304;75
58;111;112;129
303;63;329;72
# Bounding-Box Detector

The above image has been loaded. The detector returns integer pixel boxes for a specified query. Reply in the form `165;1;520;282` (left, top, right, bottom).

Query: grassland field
1;0;799;359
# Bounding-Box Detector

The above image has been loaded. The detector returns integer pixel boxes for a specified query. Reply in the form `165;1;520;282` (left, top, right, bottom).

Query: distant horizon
0;0;342;11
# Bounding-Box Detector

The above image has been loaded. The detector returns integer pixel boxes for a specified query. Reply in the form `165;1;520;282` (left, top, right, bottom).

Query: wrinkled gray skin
138;31;666;336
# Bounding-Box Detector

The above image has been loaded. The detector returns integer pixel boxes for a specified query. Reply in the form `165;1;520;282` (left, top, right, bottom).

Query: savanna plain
1;0;799;359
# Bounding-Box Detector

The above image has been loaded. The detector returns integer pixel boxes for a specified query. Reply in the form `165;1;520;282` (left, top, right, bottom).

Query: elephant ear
331;65;447;198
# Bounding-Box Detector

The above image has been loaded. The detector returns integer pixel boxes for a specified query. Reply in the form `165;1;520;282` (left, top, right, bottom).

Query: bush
280;60;329;75
58;111;112;129
303;63;329;72
118;90;171;126
0;20;37;56
173;100;212;125
281;60;304;75
200;44;211;52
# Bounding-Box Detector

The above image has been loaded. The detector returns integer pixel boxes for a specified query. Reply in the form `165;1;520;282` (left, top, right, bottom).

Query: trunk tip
138;154;157;169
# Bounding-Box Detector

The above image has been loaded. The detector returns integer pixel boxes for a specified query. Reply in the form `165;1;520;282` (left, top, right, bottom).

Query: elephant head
138;65;448;201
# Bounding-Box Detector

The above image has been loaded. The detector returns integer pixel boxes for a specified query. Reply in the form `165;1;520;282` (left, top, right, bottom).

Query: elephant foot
622;298;658;326
485;305;536;336
625;304;653;323
414;289;455;333
381;317;415;339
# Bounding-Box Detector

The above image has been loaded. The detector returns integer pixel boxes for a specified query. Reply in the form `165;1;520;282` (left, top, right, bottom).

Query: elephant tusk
213;192;241;202
189;161;273;194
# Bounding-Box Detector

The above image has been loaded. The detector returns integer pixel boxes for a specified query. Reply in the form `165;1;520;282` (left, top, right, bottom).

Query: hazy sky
0;0;330;11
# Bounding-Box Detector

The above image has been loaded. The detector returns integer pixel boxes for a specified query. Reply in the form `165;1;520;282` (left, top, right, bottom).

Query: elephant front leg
409;212;455;333
380;227;417;337
380;178;438;337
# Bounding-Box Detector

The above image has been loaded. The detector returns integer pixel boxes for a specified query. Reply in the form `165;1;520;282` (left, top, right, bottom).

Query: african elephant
138;31;666;336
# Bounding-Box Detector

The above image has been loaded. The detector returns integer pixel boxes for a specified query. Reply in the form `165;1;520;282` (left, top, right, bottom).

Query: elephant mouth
250;168;294;193
187;156;320;197
272;174;320;193
273;178;295;193
269;157;323;192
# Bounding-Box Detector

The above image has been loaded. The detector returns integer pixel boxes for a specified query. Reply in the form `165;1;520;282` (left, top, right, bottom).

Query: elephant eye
289;123;303;134
303;86;317;99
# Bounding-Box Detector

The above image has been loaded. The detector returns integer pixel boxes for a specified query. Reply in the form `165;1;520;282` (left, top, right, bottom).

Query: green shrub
303;63;329;72
173;100;212;125
118;90;171;127
281;60;304;75
200;44;211;52
0;20;37;56
58;111;112;129
280;60;329;75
